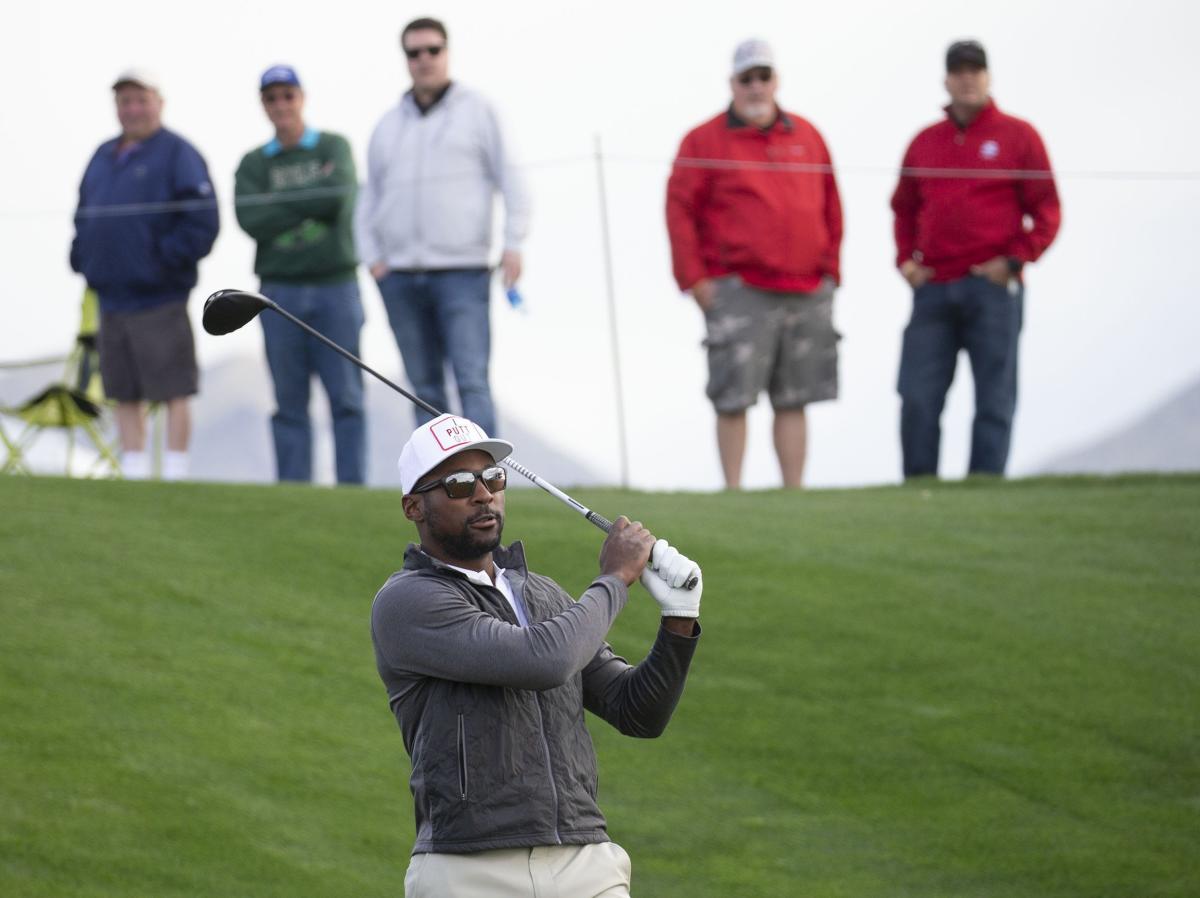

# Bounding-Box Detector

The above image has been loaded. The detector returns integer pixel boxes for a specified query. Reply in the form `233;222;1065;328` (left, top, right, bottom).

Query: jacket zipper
412;105;424;265
456;713;468;800
532;694;562;844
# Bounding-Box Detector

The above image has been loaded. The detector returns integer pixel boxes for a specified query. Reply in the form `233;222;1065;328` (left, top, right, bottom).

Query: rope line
7;153;1199;220
0;356;69;371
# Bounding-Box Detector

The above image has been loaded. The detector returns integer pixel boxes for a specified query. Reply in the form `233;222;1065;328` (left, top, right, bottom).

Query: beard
424;501;505;563
740;101;774;124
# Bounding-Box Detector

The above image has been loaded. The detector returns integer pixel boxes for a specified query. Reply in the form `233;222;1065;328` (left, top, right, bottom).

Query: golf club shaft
261;302;618;535
263;299;440;417
499;455;613;531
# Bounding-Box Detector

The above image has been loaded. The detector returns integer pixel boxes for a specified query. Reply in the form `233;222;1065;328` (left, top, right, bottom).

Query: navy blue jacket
71;128;219;313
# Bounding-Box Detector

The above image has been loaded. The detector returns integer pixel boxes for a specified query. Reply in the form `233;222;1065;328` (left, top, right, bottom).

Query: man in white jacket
356;16;530;437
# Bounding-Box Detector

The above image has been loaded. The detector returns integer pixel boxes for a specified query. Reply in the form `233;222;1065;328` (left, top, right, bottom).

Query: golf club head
202;289;275;335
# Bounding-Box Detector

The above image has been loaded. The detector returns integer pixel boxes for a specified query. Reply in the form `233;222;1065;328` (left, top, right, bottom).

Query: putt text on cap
397;413;514;494
434;417;479;451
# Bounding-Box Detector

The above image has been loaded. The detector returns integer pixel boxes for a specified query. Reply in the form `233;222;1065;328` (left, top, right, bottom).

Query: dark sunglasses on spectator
405;45;445;60
412;465;507;499
737;68;773;85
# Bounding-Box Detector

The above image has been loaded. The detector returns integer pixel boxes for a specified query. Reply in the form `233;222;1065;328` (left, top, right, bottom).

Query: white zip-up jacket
355;83;530;271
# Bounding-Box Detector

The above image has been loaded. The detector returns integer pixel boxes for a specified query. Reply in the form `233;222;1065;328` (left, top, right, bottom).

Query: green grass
1;474;1197;897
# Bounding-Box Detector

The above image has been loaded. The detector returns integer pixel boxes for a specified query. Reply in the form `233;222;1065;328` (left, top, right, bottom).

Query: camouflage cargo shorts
702;275;840;413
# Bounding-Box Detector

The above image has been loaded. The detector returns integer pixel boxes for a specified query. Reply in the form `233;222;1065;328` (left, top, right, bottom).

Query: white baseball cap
398;413;514;495
732;39;774;76
112;67;162;93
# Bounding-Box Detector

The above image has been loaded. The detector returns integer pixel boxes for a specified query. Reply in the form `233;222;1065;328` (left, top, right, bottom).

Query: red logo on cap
431;417;477;452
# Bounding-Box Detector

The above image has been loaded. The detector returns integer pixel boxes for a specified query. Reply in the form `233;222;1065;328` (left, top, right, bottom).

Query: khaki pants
405;842;632;897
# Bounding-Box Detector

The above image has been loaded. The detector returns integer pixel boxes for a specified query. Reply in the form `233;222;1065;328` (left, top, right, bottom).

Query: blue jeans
376;269;496;435
897;275;1024;478
260;280;366;484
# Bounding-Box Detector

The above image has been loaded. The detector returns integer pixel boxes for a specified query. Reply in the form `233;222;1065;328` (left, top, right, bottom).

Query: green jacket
234;128;357;284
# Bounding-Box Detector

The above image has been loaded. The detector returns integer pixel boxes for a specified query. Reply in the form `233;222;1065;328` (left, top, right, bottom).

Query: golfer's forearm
584;625;700;737
662;617;698;637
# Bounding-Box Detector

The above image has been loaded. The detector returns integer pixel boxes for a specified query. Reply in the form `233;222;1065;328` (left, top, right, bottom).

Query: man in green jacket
234;65;365;484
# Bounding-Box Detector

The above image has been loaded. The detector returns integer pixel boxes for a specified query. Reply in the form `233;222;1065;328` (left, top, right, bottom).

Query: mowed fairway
1;474;1197;897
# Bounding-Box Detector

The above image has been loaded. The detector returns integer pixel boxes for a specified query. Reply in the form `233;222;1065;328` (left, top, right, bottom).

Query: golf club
203;288;697;589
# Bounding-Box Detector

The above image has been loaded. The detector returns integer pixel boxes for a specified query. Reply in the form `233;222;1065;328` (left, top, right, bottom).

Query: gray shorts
98;302;198;402
702;275;840;413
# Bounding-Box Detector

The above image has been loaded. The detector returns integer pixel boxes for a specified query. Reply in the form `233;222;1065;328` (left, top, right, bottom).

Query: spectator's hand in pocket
969;256;1011;287
900;260;934;289
690;278;717;311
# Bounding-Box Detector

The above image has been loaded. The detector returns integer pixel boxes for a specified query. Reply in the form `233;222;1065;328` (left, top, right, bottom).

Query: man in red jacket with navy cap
891;40;1060;479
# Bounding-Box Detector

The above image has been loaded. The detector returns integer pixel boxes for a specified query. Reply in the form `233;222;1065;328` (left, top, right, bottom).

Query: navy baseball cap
260;64;301;90
946;40;987;71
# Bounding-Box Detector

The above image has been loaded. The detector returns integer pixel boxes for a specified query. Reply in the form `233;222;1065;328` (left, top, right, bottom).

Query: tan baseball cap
112;67;162;92
398;414;513;495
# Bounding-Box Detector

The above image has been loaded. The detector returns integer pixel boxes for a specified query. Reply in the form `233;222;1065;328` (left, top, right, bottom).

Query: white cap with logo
112;67;163;93
398;413;514;495
732;39;774;76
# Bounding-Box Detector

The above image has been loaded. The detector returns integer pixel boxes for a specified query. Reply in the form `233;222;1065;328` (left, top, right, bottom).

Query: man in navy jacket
71;68;219;480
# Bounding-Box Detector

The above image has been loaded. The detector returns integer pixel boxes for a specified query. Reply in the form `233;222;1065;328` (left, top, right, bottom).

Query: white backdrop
3;0;1198;489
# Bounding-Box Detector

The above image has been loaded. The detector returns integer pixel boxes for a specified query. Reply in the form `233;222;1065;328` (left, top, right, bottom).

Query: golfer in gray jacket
371;413;702;897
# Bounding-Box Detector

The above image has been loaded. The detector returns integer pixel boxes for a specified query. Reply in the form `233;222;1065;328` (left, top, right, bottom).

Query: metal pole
593;133;631;488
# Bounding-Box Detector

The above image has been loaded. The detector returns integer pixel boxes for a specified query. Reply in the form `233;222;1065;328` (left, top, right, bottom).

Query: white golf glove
639;539;702;618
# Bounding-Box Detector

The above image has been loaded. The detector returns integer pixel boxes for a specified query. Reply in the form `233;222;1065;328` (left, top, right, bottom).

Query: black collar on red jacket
943;97;999;131
725;103;793;133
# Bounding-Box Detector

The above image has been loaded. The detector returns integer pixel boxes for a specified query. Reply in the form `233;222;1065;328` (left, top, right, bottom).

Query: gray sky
3;0;1198;489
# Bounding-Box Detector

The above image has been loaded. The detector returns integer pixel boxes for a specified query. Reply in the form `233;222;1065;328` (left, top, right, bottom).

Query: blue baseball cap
260;65;301;90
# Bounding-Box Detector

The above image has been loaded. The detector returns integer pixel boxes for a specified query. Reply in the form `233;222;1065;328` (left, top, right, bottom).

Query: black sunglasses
405;45;445;60
412;465;506;499
737;68;773;85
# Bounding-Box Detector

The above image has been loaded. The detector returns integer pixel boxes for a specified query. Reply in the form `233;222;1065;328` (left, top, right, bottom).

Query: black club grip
587;512;615;532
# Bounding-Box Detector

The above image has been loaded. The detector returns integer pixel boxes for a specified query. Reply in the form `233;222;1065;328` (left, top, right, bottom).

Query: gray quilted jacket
370;542;700;854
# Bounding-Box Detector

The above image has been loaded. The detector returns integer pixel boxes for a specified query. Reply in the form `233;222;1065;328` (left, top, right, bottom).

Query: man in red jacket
891;40;1060;479
666;39;843;489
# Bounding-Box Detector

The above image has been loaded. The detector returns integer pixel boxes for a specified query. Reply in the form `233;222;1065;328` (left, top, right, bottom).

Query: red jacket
891;100;1061;281
666;107;842;293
